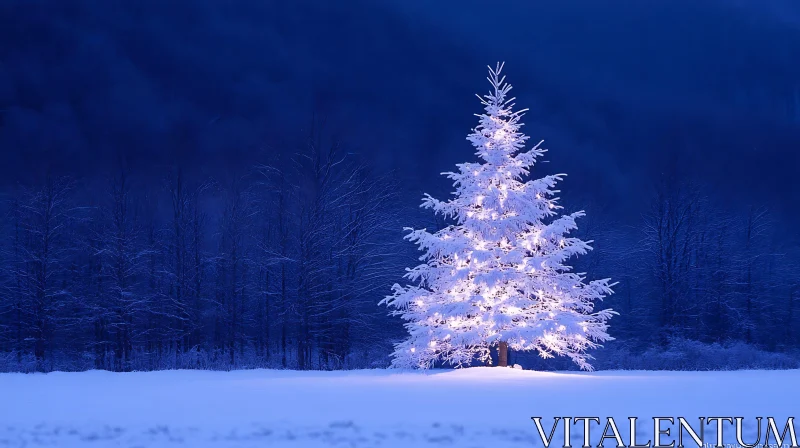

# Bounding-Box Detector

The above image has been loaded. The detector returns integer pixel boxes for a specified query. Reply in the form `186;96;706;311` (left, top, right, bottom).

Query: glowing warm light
381;64;616;372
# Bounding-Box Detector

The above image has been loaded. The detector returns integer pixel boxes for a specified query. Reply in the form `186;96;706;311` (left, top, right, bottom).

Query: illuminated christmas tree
382;63;616;370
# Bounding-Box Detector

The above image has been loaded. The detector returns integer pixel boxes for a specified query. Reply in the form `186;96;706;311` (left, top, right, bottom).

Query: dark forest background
1;0;799;372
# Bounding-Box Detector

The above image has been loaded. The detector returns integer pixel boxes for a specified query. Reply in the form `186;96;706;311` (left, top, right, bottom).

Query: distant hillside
0;0;799;220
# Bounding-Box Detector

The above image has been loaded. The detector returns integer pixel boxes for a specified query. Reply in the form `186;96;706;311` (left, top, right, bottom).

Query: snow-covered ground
0;368;794;447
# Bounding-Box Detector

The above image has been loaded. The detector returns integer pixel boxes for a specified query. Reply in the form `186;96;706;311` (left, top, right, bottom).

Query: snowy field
0;368;794;447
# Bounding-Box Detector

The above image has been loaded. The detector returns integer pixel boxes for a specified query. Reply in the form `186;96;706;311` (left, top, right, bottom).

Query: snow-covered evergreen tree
382;63;616;371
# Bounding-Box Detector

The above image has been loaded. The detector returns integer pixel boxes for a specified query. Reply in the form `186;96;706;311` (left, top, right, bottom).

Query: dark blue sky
1;0;799;225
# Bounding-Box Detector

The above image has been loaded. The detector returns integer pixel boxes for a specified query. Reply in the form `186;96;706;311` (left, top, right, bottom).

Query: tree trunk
497;341;508;367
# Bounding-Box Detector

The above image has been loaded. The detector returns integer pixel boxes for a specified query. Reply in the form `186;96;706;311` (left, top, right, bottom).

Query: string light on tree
381;63;616;371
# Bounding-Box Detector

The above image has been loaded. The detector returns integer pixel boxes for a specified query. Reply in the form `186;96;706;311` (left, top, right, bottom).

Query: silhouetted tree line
0;131;411;372
1;144;799;372
561;171;800;370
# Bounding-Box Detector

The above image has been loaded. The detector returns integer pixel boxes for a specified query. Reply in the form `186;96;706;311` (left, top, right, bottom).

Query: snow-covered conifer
381;63;616;371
